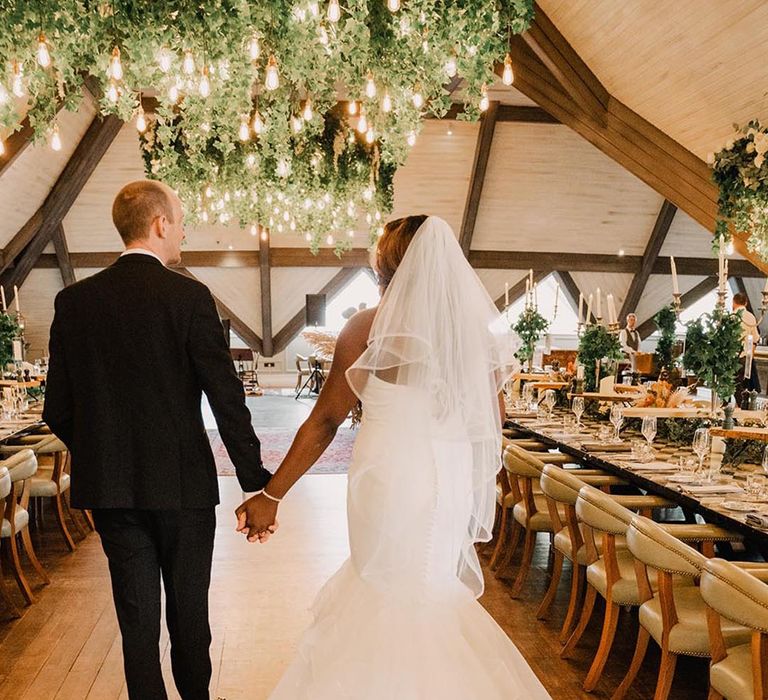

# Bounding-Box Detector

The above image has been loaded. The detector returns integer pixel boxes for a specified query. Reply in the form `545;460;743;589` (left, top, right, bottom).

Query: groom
43;180;272;699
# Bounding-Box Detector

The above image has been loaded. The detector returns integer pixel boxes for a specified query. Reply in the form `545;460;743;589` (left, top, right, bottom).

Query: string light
168;82;180;103
261;228;268;241
365;126;375;144
726;239;735;255
50;123;62;151
205;185;213;198
199;66;211;97
407;130;417;146
327;0;341;23
250;224;258;236
302;98;313;121
305;232;312;242
37;33;51;68
347;100;358;116
365;71;376;99
382;91;392;113
108;46;123;80
246;153;256;168
0;84;8;105
347;229;355;238
238;115;250;141
326;234;334;245
11;61;24;97
309;2;320;17
276;159;290;177
502;53;514;85
412;90;423;109
265;55;279;90
106;80;119;103
252;111;265;135
444;55;457;78
135;104;147;132
356;108;368;134
479;83;489;112
387;0;401;11
201;210;209;222
291;115;303;133
183;51;195;75
248;34;261;61
158;47;172;73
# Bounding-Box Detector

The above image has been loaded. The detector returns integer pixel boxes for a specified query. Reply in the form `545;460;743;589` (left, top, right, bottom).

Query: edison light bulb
135;106;147;133
248;35;261;61
444;56;457;78
199;67;210;97
407;130;417;147
388;0;400;11
276;159;289;177
347;100;358;116
726;239;735;255
479;84;489;112
326;234;334;245
201;210;209;222
265;55;279;90
356;110;368;134
11;63;24;97
109;46;123;80
183;51;195;75
37;33;51;68
365;127;375;144
168;83;180;103
305;232;312;242
412;91;423;109
250;224;258;236
158;47;172;73
291;115;303;133
0;140;5;156
238;116;250;141
502;53;514;86
0;84;8;105
382;92;392;113
261;229;268;241
365;72;376;99
327;0;341;22
50;123;62;151
106;80;119;103
347;229;354;238
302;98;313;121
252;111;265;134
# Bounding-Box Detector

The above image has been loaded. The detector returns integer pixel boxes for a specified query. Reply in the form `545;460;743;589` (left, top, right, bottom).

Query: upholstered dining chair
614;515;746;700
701;558;768;700
0;466;20;617
0;449;49;607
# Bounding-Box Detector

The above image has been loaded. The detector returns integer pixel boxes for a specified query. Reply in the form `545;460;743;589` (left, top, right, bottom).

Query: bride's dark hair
375;215;428;289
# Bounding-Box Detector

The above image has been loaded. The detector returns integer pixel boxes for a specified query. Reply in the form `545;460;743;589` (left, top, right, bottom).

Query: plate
721;501;756;513
666;474;697;483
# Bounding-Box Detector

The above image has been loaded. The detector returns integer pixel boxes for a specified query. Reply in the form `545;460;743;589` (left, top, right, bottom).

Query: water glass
642;416;657;446
747;473;764;498
609;404;624;443
572;396;585;428
692;427;711;478
543;390;556;420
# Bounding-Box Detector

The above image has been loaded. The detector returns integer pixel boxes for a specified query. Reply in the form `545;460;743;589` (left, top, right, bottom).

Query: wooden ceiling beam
470;249;638;273
637;276;719;339
0;117;35;178
493;270;550;311
259;232;273;357
177;268;262;353
619;199;677;323
439;103;560;124
554;270;595;323
1;113;122;300
273;267;361;355
51;224;76;287
459;100;499;257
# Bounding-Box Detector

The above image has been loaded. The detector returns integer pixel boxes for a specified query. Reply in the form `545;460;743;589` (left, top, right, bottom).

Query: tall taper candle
554;283;559;312
670;256;680;295
595;287;602;319
763;276;768;295
606;293;616;324
1;286;6;312
13;286;19;313
578;292;584;325
504;282;509;308
586;293;593;323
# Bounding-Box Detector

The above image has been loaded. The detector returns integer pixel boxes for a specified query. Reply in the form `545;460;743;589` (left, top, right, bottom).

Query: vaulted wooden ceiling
4;1;768;360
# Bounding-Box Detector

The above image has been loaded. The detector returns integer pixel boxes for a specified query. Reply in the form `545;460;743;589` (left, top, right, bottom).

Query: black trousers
93;508;216;700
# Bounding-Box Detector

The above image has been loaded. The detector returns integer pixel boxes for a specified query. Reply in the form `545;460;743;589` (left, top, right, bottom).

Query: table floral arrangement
300;328;337;359
633;380;691;409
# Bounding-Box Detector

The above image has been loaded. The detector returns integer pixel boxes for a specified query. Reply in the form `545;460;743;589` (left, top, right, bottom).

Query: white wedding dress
269;218;551;699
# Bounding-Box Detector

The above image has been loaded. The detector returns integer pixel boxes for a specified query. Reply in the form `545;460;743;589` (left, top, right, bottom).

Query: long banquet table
507;411;768;551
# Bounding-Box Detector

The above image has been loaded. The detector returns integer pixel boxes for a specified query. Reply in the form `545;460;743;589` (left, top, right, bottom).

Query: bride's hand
236;494;279;543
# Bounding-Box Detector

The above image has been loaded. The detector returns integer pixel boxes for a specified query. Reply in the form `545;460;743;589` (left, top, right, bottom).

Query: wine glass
641;416;657;455
609;404;624;443
692;428;711;477
572;396;585;429
543;390;556;421
762;446;768;477
522;383;535;412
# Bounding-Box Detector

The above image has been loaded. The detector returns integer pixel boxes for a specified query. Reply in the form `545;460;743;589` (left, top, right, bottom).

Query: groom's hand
235;494;279;543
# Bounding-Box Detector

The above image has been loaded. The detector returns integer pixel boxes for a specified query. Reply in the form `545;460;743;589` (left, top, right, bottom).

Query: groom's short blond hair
112;180;176;244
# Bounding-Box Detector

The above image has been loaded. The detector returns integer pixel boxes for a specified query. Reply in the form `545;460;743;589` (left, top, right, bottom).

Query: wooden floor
0;395;711;699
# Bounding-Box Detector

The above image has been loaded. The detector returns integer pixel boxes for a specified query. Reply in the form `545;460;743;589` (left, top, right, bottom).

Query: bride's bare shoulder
336;307;376;355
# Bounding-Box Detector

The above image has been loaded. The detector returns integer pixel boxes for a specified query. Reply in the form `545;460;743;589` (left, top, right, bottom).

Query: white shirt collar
120;248;165;266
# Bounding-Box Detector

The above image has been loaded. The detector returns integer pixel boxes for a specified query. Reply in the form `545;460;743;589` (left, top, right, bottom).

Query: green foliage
511;305;549;364
0;0;534;249
683;310;743;402
0;313;21;371
711;120;768;260
576;325;622;392
653;304;678;370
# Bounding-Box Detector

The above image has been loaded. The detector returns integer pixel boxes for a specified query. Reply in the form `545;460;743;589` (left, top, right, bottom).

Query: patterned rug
210;426;355;476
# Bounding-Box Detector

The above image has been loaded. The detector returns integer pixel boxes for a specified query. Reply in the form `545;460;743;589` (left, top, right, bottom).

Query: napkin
622;460;678;472
680;484;745;496
746;513;768;528
582;442;633;453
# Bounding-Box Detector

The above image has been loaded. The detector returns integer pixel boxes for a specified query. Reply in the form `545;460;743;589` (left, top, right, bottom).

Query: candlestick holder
608;321;621;334
672;292;682;317
716;288;728;311
595;315;603;327
757;289;768;325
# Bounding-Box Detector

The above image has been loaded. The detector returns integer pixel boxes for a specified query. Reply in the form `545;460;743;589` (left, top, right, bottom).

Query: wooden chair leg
53;493;76;551
62;492;86;539
19;527;49;585
489;506;510;570
560;563;585;643
653;649;678;700
510;528;537;599
495;520;523;577
82;509;95;531
3;535;34;605
583;601;622;692
561;585;597;658
536;549;564;620
611;625;651;700
0;556;21;618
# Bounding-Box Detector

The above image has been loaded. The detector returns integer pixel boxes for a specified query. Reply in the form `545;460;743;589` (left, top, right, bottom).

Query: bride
237;215;551;699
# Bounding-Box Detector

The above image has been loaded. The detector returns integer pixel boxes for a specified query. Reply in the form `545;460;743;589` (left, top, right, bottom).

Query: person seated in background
733;292;761;403
619;313;641;372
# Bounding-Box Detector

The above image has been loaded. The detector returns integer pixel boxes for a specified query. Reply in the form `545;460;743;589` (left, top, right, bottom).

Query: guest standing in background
619;313;641;373
733;292;761;402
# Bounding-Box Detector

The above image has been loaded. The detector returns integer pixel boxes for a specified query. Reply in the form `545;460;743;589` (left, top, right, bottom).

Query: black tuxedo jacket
43;253;270;509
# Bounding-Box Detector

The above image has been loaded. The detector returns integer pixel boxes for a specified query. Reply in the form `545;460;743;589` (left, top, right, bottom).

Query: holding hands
235;490;280;543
